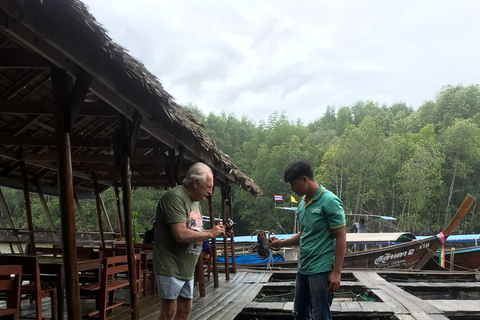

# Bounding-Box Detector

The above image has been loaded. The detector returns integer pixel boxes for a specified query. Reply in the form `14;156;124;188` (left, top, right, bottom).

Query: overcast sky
82;0;479;125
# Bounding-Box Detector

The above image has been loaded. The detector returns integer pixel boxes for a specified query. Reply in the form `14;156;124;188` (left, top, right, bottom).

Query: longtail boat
342;194;475;269
237;194;476;270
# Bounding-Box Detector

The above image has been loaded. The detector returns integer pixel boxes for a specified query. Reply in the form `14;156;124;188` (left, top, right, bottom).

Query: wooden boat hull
236;236;439;270
342;236;439;269
236;195;475;270
423;246;480;271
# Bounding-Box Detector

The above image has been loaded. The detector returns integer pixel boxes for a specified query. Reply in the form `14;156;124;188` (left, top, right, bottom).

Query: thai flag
274;195;283;201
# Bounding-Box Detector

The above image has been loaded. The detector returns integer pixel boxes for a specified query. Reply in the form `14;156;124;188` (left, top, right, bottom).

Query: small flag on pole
274;195;283;201
291;196;298;203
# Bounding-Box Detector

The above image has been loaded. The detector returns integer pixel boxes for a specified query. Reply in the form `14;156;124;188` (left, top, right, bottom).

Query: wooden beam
51;67;82;320
3;115;40;136
0;48;52;68
0;100;118;116
0;161;20;177
0;5;233;186
69;69;93;127
0;69;45;99
129;111;142;155
95;173;168;183
72;163;168;173
0;136;165;148
0;150;113;187
22;153;167;163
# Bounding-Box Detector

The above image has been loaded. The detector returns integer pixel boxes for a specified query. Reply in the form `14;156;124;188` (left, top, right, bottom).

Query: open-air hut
0;1;262;319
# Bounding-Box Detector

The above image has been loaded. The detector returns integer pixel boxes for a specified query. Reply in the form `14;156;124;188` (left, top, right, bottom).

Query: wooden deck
2;269;479;319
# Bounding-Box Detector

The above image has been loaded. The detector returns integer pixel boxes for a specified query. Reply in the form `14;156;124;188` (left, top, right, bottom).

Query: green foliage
2;85;480;237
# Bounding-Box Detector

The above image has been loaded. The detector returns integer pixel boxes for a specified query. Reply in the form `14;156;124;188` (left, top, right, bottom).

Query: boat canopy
416;234;480;244
219;232;416;244
346;232;416;244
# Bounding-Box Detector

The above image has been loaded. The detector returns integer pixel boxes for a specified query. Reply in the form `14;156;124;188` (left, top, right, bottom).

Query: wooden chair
0;255;57;320
79;254;141;320
0;265;22;320
202;251;213;281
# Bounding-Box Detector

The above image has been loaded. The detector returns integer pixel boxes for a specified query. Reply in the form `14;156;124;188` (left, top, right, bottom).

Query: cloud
82;0;480;124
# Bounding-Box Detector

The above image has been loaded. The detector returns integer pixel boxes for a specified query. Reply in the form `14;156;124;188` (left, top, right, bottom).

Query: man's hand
225;228;234;237
269;235;282;249
210;222;225;238
327;270;341;293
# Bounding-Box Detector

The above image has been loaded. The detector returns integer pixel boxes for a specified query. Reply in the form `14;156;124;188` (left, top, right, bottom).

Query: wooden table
38;257;102;320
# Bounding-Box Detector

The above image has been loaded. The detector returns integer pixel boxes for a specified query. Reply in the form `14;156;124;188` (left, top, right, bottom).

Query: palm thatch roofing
0;0;262;199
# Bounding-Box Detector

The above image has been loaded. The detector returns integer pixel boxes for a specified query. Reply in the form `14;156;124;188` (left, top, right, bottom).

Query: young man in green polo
270;159;346;320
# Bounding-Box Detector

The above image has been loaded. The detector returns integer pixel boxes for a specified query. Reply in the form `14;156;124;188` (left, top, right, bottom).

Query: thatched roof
0;0;262;199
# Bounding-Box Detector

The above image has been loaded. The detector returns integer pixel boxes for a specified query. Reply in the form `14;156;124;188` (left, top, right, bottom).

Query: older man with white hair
153;162;226;320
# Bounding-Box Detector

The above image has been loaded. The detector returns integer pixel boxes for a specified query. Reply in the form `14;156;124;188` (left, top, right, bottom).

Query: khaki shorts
156;274;194;300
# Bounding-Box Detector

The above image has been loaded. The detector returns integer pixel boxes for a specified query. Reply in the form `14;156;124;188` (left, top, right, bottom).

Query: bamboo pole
228;187;236;273
0;188;23;253
73;192;92;241
92;173;106;248
221;186;230;280
114;183;124;238
99;194;114;233
208;195;219;287
34;182;60;243
19;161;35;252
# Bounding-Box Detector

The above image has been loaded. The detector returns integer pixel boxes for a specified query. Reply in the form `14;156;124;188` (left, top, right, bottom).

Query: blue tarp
217;253;284;264
216;234;293;243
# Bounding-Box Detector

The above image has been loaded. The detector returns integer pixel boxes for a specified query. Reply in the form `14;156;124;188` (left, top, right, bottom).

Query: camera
224;218;235;230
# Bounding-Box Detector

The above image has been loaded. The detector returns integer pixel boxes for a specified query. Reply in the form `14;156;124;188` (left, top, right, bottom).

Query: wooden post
449;247;456;271
221;186;230;280
228;186;236;273
92;173;106;249
51;68;81;320
0;188;23;253
19;161;35;252
73;192;93;241
34;182;60;243
114;183;124;238
117;115;139;320
197;254;205;297
121;151;139;320
208;195;219;287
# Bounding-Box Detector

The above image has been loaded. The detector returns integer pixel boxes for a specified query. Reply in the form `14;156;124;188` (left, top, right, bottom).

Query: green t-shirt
297;185;345;274
153;186;203;280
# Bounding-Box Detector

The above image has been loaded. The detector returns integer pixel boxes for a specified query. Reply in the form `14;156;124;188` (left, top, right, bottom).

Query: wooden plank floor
4;269;479;319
